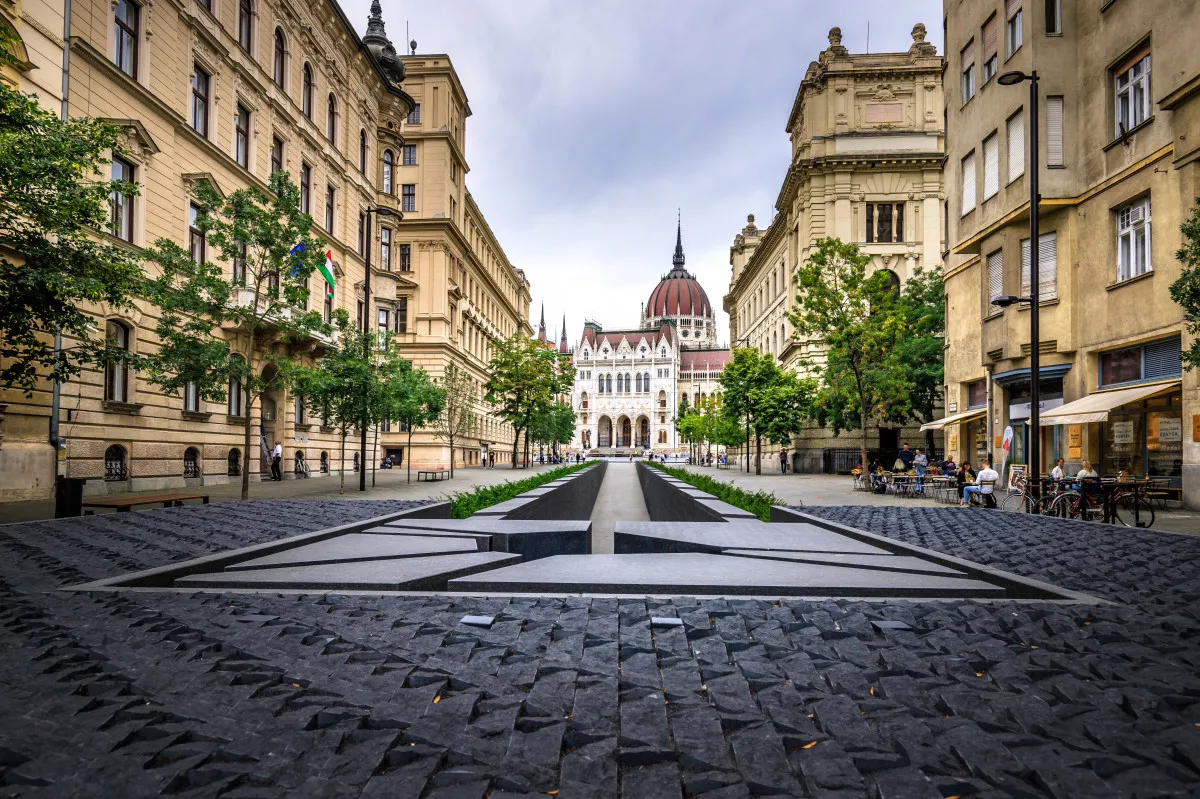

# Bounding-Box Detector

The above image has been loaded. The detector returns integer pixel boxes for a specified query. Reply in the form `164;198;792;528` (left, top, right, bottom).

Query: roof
679;349;731;372
580;323;678;354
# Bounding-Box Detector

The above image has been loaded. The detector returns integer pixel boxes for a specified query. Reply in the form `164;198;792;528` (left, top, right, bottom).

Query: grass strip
448;462;593;519
647;460;782;521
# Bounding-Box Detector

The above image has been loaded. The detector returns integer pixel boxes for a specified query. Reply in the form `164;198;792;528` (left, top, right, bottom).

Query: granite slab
225;533;482;571
720;549;967;576
176;552;522;591
614;522;893;555
447;553;1006;597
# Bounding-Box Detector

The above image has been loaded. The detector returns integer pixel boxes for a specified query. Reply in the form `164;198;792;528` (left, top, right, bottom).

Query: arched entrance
637;416;650;450
598;416;612;448
259;363;281;475
618;416;632;448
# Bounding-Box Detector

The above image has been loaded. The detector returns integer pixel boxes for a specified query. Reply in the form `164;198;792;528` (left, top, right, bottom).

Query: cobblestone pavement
1;501;1199;797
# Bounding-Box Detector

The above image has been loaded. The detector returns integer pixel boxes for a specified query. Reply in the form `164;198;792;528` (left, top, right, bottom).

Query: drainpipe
985;363;995;466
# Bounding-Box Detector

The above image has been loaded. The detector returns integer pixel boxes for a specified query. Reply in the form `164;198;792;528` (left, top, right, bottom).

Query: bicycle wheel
1114;495;1155;528
1048;492;1082;520
1000;491;1028;512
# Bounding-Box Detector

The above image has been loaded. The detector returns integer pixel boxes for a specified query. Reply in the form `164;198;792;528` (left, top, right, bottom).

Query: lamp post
732;336;750;471
994;69;1041;490
360;205;399;492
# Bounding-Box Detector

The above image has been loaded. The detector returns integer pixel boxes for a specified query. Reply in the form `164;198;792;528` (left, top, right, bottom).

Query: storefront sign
1193;414;1200;443
1158;417;1182;443
1068;425;1082;448
948;433;958;454
1008;397;1065;420
948;402;958;413
1068;447;1082;460
1112;420;1135;444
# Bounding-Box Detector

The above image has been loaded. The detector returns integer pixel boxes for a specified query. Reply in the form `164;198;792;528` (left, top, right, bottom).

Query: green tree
432;360;476;478
0;35;145;394
1170;197;1200;371
893;268;945;451
142;173;328;499
790;237;909;470
529;402;575;459
485;335;574;469
388;365;444;484
719;348;812;474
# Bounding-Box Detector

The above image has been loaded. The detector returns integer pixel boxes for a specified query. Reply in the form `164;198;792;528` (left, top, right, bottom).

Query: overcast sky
347;0;943;345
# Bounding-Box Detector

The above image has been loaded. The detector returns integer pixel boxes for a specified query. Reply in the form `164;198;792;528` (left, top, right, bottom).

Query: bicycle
999;474;1039;513
1108;481;1155;528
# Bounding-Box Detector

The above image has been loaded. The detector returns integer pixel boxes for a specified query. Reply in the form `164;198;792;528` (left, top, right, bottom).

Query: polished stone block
614;522;893;555
383;519;592;559
720;549;966;576
225;533;482;571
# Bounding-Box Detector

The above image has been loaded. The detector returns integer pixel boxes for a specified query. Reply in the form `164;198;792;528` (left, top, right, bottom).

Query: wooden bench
416;470;450;482
81;492;210;513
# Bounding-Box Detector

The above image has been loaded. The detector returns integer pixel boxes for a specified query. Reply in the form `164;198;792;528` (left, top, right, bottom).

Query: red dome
646;268;713;319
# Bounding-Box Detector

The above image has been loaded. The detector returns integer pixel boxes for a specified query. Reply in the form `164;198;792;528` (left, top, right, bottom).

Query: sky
346;0;943;345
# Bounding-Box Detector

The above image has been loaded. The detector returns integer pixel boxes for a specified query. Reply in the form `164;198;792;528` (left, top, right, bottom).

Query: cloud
344;0;943;340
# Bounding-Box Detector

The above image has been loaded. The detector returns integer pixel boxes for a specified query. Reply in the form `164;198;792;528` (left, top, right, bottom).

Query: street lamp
732;336;750;472
360;205;400;492
994;69;1041;488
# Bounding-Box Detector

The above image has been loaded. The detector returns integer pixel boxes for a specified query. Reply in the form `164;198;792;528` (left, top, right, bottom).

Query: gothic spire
672;211;686;272
560;314;567;344
538;303;547;341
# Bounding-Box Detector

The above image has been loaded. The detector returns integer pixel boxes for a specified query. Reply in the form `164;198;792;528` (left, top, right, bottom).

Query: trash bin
55;476;86;518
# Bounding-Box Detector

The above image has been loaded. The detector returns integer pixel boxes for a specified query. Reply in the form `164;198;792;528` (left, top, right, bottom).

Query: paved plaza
1;470;1199;796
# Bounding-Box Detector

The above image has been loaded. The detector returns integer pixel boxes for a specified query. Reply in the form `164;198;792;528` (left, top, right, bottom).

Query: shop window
1099;336;1181;387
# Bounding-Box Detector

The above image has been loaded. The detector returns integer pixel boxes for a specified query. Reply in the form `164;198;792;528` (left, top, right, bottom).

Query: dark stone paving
1;501;1199;797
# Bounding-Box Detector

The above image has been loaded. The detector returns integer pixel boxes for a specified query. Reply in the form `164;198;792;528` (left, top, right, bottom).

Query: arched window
227;448;241;476
606;375;612;393
326;94;337;145
881;269;901;295
294;393;307;425
382;150;393;194
319;451;329;473
104;320;131;403
358;129;367;172
183;446;200;477
227;358;246;417
580;392;588;409
272;28;285;87
634;374;642;392
682;393;689;406
104;444;128;481
644;372;651;389
625;373;632;392
301;64;313;118
237;0;251;51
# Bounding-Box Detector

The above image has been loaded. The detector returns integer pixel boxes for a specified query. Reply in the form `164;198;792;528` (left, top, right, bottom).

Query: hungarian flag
317;250;335;300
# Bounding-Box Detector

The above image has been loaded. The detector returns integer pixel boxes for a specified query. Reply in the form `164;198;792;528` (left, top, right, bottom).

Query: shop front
992;365;1072;475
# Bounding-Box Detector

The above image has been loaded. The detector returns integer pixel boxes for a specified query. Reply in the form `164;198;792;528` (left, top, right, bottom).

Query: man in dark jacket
898;443;915;471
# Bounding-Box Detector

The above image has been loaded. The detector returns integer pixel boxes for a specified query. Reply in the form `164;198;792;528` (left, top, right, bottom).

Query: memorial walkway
588;461;649;553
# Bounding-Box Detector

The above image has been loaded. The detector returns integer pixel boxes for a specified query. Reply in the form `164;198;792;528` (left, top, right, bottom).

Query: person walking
913;448;928;495
270;441;283;481
779;449;788;474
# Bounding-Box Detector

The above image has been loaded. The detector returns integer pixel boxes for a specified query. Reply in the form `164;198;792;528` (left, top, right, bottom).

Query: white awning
1037;381;1181;426
920;408;986;432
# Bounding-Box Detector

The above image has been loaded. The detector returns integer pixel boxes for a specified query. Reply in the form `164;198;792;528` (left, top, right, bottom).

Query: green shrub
449;462;593;519
647;461;781;521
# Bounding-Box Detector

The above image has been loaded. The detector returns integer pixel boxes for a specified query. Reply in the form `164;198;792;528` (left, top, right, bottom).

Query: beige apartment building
0;0;528;501
942;0;1200;504
724;25;945;472
378;52;532;471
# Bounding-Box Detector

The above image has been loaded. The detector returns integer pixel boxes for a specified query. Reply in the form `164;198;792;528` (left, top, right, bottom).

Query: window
272;28;285;87
967;379;988;409
356;300;363;329
451;160;458;183
635;374;642;392
266;267;279;296
183;446;201;477
228;448;241;476
382;150;393;194
323;288;332;323
401;184;415;212
961;151;976;214
110;157;134;242
188;203;205;263
395;297;408;333
104;320;131;402
359;130;367;172
986;249;1003;305
407;103;420;124
1100;337;1181;387
104;444;128;481
326;94;337;145
865;203;904;243
377;308;389;348
1006;0;1023;56
324;185;335;232
961;40;976;102
380;227;391;269
357;212;365;256
228;369;246;417
232;241;247;283
1046;96;1064;167
237;0;251;50
982;132;999;200
191;65;209;137
300;162;311;214
113;0;139;78
1020;231;1058;301
235;104;250;168
270;136;283;174
302;64;313;118
1045;0;1061;34
399;243;411;272
982;16;998;83
1006;109;1025;181
1114;50;1151;137
403;144;416;165
1116;197;1151;282
183;381;199;413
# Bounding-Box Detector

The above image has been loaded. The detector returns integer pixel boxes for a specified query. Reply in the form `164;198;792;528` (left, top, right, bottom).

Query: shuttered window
1007;109;1025;181
983;133;999;199
1144;337;1182;381
961;41;976;101
1006;0;1023;55
987;249;1004;305
961;151;976;214
1046;96;1064;167
982;16;999;82
1021;232;1058;301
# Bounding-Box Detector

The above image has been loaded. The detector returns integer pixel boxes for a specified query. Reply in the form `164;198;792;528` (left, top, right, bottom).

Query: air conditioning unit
1128;205;1145;225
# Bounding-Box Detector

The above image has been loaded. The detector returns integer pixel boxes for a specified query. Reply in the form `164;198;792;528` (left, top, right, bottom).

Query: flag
317;250;335;299
288;242;307;278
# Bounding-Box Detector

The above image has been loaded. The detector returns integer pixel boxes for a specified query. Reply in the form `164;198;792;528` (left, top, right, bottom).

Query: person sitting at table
955;462;974;502
962;459;998;507
1076;460;1098;479
1051;457;1066;481
943;456;957;476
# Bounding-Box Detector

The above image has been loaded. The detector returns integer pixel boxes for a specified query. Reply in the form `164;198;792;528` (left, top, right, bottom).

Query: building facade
377;51;532;472
942;0;1200;504
569;223;729;454
724;25;945;472
0;0;527;501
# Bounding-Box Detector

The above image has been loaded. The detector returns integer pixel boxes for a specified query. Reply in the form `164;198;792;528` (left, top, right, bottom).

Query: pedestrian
913;448;928;494
779;449;788;474
269;441;283;481
897;443;915;472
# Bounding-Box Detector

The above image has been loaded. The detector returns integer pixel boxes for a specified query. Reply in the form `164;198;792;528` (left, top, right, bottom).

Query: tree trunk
755;433;762;476
860;397;870;477
510;425;520;469
523;428;530;469
339;430;346;495
240;332;255;500
372;425;378;487
406;426;413;484
448;429;455;478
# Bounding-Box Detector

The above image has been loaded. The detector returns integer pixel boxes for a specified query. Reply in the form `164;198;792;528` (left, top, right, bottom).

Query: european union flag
289;242;307;277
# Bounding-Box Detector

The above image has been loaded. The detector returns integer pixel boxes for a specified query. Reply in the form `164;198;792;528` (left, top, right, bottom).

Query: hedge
448;462;592;519
646;460;783;521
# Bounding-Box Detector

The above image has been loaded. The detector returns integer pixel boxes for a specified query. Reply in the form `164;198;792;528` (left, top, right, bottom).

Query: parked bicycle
1041;476;1155;528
